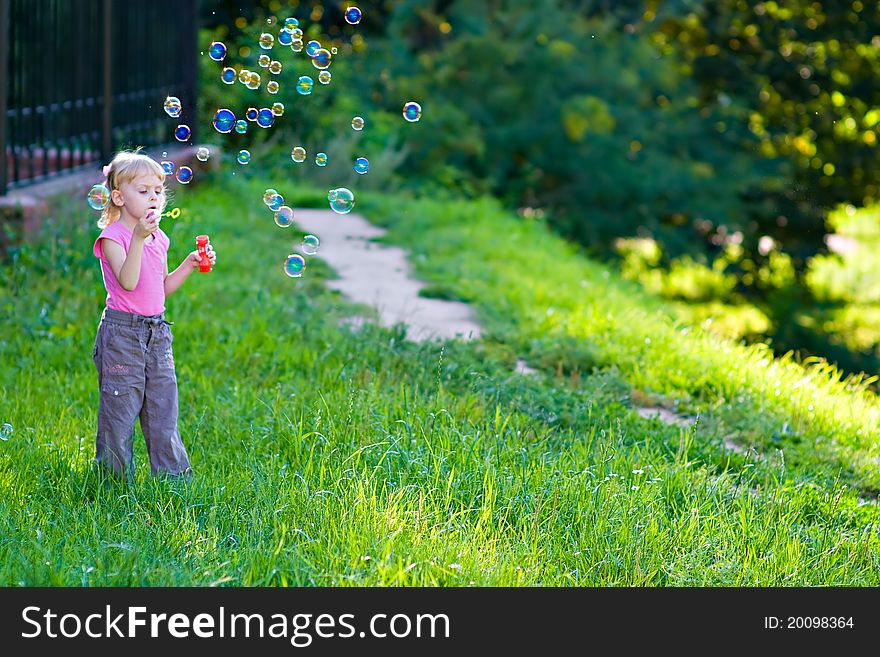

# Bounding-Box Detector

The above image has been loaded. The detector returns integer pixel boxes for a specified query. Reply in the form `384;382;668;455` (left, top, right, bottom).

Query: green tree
361;0;779;257
649;0;880;259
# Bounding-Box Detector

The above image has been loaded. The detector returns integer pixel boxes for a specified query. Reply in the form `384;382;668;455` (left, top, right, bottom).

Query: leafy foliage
194;0;880;378
650;0;880;257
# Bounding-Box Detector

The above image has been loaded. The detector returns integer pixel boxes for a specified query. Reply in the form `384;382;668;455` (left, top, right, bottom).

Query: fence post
0;0;9;193
183;0;198;143
101;0;112;164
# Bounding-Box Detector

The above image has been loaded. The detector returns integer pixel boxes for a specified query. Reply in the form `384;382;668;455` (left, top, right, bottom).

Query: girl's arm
163;257;194;297
101;237;146;291
100;212;159;291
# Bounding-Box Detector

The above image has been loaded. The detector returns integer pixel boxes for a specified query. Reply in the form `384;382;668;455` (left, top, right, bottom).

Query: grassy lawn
1;169;878;586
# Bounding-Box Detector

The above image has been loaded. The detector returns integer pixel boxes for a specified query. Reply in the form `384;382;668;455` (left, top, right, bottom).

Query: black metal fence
1;0;198;193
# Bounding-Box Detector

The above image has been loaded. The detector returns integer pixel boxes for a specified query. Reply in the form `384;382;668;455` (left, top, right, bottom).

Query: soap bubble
238;69;251;84
267;80;280;94
311;48;332;70
237;150;251;165
290;146;306;163
327;189;339;202
315;152;328;167
296;76;314;95
257;108;275;128
274;205;295;227
284;254;306;278
331;46;338;55
258;53;270;68
0;422;12;441
291;39;304;53
246;107;259;121
284;17;299;29
351;116;365;131
161;160;175;175
176;166;193;184
269;60;282;74
272;102;285;116
213;108;235;133
403;101;422;122
221;67;236;84
301;234;320;255
268;194;285;211
306;40;321;57
344;6;362;25
208;41;227;61
354;157;369;175
329;188;355;214
196;147;210;162
292;27;303;38
263;188;279;206
259;33;274;49
246;71;261;90
87;184;110;210
278;28;293;46
163;96;182;118
266;16;277;26
235;120;248;134
318;70;332;85
174;125;191;142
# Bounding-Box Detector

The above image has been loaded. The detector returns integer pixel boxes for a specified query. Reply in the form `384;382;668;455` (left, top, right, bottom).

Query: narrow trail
293;209;483;342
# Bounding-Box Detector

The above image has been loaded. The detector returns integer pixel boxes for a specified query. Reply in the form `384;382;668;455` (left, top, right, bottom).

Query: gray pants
92;307;191;479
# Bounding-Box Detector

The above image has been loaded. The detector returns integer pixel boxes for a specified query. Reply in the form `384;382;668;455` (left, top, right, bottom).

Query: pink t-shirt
93;221;169;316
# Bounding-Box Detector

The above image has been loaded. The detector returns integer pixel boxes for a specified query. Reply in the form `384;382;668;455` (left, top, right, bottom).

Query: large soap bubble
274;205;295;227
296;76;314;95
301;234;320;255
87;184;110;210
208;41;227;61
329;188;355;214
403;101;422;122
284;254;306;278
212;108;236;133
345;7;362;25
163;96;182;118
176;166;193;184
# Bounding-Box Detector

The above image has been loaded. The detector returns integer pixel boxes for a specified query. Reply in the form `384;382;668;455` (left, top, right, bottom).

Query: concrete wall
0;144;213;254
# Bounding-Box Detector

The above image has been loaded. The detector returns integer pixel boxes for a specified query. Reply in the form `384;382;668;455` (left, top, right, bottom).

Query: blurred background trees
200;0;880;380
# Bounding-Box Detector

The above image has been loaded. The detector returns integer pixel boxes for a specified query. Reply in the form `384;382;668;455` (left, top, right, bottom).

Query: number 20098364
764;617;854;629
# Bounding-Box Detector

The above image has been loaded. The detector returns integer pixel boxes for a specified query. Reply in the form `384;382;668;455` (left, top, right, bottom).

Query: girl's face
112;173;166;220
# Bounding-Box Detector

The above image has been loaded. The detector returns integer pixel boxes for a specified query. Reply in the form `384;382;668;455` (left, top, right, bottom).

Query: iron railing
1;0;198;193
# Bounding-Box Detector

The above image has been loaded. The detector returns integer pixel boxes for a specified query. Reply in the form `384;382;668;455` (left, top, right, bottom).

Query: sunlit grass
0;173;878;586
360;193;880;491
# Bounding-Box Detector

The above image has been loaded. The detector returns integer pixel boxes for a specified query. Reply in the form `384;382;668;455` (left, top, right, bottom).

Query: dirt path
293;209;483;342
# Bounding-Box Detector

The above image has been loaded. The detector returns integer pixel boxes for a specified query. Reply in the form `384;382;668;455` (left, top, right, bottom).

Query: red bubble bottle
196;235;212;273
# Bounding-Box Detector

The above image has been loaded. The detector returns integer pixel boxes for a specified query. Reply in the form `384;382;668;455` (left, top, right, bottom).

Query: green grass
1;171;878;586
361;192;880;492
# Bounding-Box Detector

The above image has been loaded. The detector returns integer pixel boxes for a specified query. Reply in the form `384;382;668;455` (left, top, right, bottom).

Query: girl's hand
186;243;217;269
134;210;160;240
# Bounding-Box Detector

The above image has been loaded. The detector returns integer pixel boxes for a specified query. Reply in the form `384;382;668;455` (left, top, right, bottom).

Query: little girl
92;149;216;480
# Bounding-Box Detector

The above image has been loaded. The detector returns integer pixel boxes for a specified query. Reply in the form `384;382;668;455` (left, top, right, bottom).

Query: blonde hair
98;148;167;228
